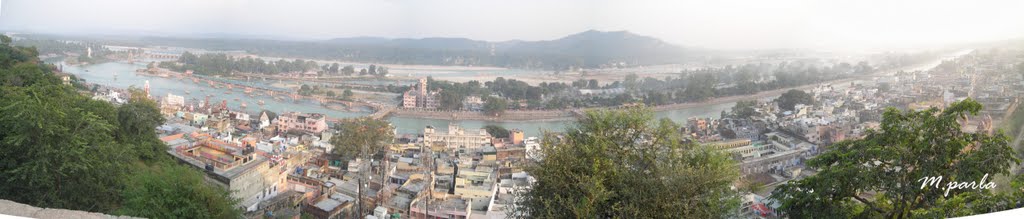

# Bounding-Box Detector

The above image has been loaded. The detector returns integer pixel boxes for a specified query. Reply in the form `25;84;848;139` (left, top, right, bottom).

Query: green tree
512;107;739;218
775;89;813;111
329;118;394;165
298;84;313;96
483;96;507;116
116;87;167;161
343;89;354;99
0;40;241;218
770;99;1020;218
730;100;758;119
342;65;355;75
0;84;131;212
587;79;600;89
0;35;11;45
484;125;510;138
329;63;340;74
118;163;242;219
437;89;464;110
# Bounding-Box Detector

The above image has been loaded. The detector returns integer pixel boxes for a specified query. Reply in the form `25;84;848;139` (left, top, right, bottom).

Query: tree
342;65;355;75
775;89;813;111
770;99;1020;218
483;96;507;116
342;89;354;99
329;118;394;165
484;125;510;138
329;63;340;74
326;90;337;97
298;84;313;96
116;87;168;161
0;35;11;45
0;40;240;218
624;73;640;90
730;100;758;119
512;107;739;218
0;83;132;212
118;163;241;218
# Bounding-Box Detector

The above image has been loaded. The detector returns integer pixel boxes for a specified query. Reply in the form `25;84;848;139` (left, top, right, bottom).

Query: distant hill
323;30;689;69
23;30;696;70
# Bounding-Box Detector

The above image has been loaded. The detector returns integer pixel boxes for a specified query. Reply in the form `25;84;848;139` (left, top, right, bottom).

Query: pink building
402;78;440;109
277;112;328;134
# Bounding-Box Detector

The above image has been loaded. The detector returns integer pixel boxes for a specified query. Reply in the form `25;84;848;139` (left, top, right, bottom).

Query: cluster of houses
146;89;539;218
85;49;1022;218
688;50;1024;218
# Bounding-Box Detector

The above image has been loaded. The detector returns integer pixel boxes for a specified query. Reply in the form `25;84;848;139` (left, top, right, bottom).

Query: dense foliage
162;51;389;77
775;89;815;111
770;99;1022;218
118;163;241;218
415;60;876;110
329;118;395;166
513;107;739;218
483;96;508;116
484;125;510;138
0;37;241;218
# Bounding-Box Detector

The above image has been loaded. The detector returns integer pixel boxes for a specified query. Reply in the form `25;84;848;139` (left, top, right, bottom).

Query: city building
423;123;492;149
402;78;441;109
462;95;484;111
509;129;525;145
167;135;289;211
277;112;328;134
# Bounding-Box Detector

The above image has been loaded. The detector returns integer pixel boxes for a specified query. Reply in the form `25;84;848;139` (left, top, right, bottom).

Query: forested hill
0;35;241;218
34;30;694;70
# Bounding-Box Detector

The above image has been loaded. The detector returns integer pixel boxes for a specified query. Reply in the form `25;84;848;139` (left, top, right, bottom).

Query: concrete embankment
393;108;576;122
0;199;140;219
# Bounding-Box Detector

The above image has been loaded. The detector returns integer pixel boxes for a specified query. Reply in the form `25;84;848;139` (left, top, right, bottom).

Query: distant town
8;29;1013;219
2;2;1024;216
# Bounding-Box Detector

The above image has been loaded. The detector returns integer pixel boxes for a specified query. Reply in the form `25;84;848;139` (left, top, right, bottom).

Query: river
55;49;967;138
55;61;735;137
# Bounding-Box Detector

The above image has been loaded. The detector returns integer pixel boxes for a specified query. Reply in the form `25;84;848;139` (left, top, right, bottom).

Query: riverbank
393;108;576;122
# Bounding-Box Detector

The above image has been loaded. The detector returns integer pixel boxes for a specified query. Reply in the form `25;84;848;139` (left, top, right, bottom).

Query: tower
418;78;427;94
144;80;151;98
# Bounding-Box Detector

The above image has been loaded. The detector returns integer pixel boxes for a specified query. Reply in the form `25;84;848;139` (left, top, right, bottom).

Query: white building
423;123;492;149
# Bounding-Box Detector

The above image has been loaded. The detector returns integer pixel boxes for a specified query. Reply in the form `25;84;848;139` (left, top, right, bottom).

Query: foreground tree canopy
513;107;739;218
770;99;1023;218
0;36;241;218
330;117;395;164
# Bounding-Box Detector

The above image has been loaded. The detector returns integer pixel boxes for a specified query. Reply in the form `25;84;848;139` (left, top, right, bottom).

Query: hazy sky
1;0;1023;51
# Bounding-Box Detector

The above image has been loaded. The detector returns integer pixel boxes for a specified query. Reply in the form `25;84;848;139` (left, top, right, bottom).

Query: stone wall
0;199;141;219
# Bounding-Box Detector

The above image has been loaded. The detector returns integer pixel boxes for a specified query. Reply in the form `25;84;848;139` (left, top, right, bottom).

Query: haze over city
3;1;1024;218
2;0;1024;51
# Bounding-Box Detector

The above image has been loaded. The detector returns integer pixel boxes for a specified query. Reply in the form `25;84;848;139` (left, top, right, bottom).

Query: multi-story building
509;129;524;145
402;78;441;109
462;96;484;111
167;135;289;211
277;112;328;134
423;123;492;148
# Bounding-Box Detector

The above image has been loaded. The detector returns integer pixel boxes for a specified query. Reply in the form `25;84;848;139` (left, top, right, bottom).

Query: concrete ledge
0;199;141;219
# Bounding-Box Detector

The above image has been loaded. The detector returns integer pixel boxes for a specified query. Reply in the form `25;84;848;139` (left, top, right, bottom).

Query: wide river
57;48;968;138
